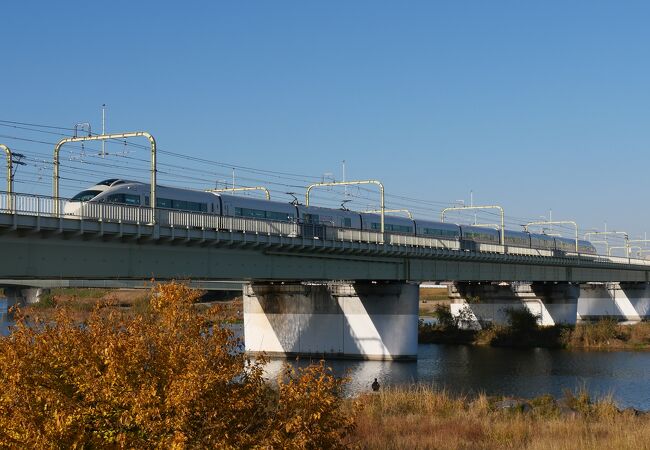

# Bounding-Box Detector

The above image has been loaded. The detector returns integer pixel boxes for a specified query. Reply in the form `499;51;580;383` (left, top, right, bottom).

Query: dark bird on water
371;378;380;392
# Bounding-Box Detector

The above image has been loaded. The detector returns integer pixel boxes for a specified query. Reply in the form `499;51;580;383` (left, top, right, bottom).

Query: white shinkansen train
64;179;598;255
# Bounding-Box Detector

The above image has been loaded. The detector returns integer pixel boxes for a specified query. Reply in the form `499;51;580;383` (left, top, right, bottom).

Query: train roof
528;232;555;241
414;219;460;232
218;193;297;212
359;212;414;226
504;229;529;237
296;204;361;217
460;225;501;235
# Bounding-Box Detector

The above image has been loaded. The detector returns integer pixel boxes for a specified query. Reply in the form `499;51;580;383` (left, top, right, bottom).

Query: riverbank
13;288;650;350
2;283;650;448
19;287;243;324
353;386;650;449
419;317;650;350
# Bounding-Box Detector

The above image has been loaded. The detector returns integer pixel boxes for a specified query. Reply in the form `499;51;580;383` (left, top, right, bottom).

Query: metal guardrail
0;191;299;237
1;191;650;267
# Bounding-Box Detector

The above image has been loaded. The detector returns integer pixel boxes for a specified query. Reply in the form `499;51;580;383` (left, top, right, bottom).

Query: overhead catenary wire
0;118;628;235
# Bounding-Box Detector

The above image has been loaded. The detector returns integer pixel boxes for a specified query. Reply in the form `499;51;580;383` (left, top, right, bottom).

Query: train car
460;225;501;245
295;205;362;228
414;220;461;240
219;194;297;222
503;230;531;248
577;239;598;255
65;178;137;210
63;179;602;257
529;233;556;251
459;225;502;252
294;205;363;239
359;212;415;235
555;237;577;253
64;180;219;215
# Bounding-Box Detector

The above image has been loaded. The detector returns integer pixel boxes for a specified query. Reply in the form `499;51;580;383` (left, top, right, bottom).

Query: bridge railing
0;191;300;237
78;202;154;224
386;232;461;250
0;192;66;217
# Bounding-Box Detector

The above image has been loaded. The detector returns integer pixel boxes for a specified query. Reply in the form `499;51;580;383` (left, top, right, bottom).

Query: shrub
569;318;625;348
432;304;456;329
628;321;650;346
0;282;356;449
31;292;57;309
504;307;539;332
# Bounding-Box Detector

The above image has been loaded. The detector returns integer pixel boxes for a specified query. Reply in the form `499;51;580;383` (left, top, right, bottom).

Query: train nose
63;202;80;216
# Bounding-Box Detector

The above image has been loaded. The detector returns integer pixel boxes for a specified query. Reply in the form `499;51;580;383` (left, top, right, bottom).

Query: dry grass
22;287;244;324
419;288;451;316
566;320;650;349
353;386;650;450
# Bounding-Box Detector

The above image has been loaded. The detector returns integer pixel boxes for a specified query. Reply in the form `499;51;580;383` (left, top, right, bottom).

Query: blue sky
2;1;650;242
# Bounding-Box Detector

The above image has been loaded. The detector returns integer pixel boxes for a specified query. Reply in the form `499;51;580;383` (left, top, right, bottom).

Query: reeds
353;385;649;449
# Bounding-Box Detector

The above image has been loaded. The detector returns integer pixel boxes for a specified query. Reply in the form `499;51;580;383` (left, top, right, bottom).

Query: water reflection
266;344;650;411
0;298;12;337
1;304;648;410
264;357;419;394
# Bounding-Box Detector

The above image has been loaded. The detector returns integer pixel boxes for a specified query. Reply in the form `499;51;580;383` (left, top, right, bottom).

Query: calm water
2;297;648;410
266;345;650;410
0;298;13;336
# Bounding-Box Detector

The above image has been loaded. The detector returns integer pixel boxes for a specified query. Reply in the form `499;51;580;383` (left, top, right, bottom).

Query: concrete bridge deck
1;209;649;283
0;211;649;283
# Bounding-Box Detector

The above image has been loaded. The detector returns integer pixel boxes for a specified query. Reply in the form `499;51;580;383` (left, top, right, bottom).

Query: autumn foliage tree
0;282;356;448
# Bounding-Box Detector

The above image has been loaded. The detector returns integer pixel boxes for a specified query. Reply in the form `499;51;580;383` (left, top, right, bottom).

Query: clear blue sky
2;1;650;242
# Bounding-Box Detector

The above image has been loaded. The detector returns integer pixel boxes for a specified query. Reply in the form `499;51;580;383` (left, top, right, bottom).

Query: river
2;297;649;410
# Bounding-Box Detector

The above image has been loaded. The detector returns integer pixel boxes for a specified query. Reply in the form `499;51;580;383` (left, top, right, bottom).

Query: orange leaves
0;282;356;449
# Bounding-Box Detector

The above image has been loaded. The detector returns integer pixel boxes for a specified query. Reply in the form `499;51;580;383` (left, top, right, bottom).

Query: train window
303;214;319;224
465;231;497;241
234;207;292;221
157;198;173;208
70;190;101;202
172;199;187;210
343;218;352;228
507;236;528;245
267;211;292;221
124;194;140;205
168;199;207;211
97;179;119;186
235;207;264;219
145;197;206;211
106;194;141;205
423;228;458;237
372;223;413;233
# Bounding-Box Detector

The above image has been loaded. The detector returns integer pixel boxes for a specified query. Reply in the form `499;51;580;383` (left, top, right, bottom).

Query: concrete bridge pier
578;282;650;322
243;281;419;360
2;286;49;318
450;282;579;328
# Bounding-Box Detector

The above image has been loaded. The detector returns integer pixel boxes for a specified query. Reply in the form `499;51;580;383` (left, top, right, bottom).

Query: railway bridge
2;192;650;360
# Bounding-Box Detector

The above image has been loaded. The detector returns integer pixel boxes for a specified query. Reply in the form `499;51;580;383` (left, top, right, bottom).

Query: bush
568;318;625;348
504;307;539;332
432;304;456;329
0;282;357;448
